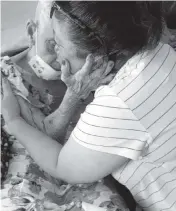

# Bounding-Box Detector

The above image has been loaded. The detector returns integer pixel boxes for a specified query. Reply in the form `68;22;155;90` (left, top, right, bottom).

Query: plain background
1;1;37;48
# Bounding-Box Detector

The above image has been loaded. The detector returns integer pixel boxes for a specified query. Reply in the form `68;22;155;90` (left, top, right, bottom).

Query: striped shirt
72;42;176;211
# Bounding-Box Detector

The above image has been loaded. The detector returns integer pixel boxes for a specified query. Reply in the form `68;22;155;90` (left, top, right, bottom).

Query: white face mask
28;18;61;81
28;55;61;80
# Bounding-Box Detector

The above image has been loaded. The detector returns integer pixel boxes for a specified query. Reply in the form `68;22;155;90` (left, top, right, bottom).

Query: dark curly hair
54;1;164;62
52;2;165;210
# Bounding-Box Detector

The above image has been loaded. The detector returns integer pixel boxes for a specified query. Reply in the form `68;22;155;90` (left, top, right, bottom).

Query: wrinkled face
34;18;61;72
52;12;87;74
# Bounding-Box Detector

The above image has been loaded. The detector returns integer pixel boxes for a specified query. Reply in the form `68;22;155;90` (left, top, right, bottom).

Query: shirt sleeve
71;86;150;160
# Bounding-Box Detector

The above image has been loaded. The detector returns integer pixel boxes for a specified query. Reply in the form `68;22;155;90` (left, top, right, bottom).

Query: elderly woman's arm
43;90;82;142
0;36;29;57
12;54;111;143
1;42;80;142
2;56;122;184
15;88;81;144
2;78;128;184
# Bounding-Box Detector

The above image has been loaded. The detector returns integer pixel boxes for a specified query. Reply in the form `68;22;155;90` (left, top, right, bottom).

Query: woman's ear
26;19;37;46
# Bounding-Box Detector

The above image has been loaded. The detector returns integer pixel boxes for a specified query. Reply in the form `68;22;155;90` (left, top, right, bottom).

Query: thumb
61;59;71;80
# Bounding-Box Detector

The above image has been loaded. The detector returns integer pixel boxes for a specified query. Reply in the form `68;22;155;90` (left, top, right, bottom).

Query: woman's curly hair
55;1;165;59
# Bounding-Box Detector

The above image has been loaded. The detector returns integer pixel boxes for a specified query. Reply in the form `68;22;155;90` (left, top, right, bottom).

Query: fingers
80;54;94;76
91;60;114;79
61;59;71;81
93;55;107;70
90;58;107;79
170;35;176;42
100;73;115;85
104;61;114;76
169;40;176;49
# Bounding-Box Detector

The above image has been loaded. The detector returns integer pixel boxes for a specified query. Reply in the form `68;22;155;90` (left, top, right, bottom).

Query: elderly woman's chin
50;60;61;72
45;58;61;80
28;55;61;81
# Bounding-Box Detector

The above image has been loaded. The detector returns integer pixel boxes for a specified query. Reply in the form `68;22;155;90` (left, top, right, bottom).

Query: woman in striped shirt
2;1;176;210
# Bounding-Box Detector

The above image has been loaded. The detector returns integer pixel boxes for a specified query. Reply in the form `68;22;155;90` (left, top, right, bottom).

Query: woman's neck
114;51;134;75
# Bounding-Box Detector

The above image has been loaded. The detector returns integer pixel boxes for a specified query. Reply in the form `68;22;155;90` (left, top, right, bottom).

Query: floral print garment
1;57;129;211
1;136;129;211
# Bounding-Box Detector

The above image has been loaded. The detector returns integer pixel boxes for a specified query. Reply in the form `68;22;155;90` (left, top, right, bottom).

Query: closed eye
53;29;64;49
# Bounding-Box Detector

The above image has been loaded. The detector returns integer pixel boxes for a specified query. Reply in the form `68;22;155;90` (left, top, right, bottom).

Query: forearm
8;117;62;178
1;36;29;57
44;89;81;142
1;46;28;57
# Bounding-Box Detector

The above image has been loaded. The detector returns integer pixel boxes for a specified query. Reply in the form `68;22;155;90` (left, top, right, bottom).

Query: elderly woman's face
52;14;86;74
34;19;61;72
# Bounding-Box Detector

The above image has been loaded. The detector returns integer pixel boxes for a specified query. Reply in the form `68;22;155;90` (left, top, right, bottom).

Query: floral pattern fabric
1;56;129;211
1;136;129;211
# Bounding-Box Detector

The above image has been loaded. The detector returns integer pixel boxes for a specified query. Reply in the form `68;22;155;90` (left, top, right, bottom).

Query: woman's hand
61;54;115;100
1;76;21;125
169;34;176;50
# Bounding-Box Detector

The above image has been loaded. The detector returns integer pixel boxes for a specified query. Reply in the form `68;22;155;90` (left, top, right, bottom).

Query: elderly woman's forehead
52;15;73;43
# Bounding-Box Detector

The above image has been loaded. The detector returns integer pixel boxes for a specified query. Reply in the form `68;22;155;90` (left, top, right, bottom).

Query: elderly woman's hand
169;34;176;51
61;54;115;100
1;76;21;125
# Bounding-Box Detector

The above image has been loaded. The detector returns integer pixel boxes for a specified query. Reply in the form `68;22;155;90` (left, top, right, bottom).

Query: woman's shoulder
108;43;175;96
93;42;176;118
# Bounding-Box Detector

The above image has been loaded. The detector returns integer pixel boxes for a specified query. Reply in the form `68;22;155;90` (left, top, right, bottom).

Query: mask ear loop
50;4;55;19
35;24;38;56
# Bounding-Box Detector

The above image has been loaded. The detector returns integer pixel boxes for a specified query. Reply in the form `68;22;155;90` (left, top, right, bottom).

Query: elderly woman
1;0;112;143
2;1;176;211
1;1;126;211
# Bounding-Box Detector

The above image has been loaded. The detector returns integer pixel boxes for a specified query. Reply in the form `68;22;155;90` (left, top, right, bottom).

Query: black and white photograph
1;1;176;211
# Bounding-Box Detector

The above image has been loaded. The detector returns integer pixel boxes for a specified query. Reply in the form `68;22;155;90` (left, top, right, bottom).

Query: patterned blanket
1;57;129;211
1;135;129;211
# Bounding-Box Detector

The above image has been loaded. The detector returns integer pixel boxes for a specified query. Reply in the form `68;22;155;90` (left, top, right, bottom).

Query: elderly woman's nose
54;45;60;54
46;39;57;54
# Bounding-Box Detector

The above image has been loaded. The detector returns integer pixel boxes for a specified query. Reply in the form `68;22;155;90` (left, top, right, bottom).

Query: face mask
28;17;61;81
28;55;61;80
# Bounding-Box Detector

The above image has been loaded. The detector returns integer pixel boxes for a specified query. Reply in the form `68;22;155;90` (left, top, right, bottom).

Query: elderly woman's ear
26;19;37;46
0;20;36;58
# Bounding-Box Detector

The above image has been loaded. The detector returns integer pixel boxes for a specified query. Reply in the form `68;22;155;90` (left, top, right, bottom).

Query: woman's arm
1;43;79;142
7;117;63;178
2;57;119;183
2;76;127;183
7;117;128;183
43;89;82;142
21;57;112;142
17;88;82;143
1;36;29;57
43;57;115;141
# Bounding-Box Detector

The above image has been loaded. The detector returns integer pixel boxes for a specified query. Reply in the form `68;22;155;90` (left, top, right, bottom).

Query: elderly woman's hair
54;1;164;59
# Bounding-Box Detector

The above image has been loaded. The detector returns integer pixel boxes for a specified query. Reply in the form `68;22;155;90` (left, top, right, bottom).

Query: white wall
1;1;37;48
